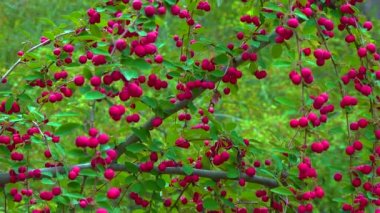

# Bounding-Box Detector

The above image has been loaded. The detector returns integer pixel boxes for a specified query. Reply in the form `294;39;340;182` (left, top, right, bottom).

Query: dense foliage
1;0;380;212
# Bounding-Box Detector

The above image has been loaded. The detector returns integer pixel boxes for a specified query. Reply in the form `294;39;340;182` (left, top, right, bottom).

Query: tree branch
1;30;75;81
0;163;278;188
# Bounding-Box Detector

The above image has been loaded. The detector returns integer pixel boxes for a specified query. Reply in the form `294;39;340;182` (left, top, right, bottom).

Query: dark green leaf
125;143;146;153
89;24;102;37
271;186;293;196
182;165;194;175
55;123;81;136
204;198;219;210
140;96;158;110
41;178;56;185
214;54;229;64
5;97;13;112
124;162;139;174
120;68;138;80
271;44;283;58
131;127;151;142
226;167;239;178
84;91;105;100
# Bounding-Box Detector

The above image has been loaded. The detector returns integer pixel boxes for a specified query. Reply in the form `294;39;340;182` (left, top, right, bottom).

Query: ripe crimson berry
132;0;142;10
245;167;256;177
144;5;155;17
163;198;172;207
104;168;115;180
287;18;299;28
107;187;121;199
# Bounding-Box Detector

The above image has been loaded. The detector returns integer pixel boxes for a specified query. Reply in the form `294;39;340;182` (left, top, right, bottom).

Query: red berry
334;172;342;181
74;75;85;86
287;18;299;28
107;187;121;199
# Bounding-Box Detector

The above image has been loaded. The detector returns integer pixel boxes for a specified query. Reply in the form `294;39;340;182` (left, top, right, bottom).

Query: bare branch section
1;30;75;81
0;163;278;188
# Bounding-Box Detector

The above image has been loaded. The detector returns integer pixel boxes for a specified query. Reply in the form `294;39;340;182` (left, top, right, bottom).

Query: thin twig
2;31;75;81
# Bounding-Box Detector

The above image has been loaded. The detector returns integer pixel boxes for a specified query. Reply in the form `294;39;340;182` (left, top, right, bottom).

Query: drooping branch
0;163;278;188
1;30;75;82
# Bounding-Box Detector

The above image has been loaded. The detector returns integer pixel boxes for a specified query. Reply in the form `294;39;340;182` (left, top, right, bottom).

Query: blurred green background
0;0;91;70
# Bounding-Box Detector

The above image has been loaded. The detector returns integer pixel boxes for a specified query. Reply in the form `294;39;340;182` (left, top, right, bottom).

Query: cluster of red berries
170;4;195;26
310;140;330;153
175;137;190;148
90;149;118;168
146;74;168;90
201;59;216;71
274;25;293;43
78;197;94;208
196;1;211;12
289;67;314;85
0;101;20;114
87;8;101;24
222;67;242;85
297;157;317;180
129;192;150;207
240;14;260;26
74;128;109;148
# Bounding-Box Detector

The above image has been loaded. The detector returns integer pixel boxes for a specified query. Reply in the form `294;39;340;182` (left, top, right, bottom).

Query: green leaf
5;97;14;112
52;112;80;118
294;8;308;20
204;198;219;210
303;19;317;35
89;24;102;37
156;178;166;189
131;127;151;142
226;167;239;178
140;96;158;110
55;123;81;136
273;60;292;68
131;182;142;193
275;96;295;107
164;0;176;5
124;162;139;174
121;57;151;70
80;169;98;177
263;2;284;12
0;146;10;155
84;91;106;100
125;175;137;184
248;40;261;48
125;143;146;153
165;147;178;160
144;180;160;191
63;192;84;199
222;198;235;208
271;44;283;58
256;35;269;42
211;70;225;77
41;178;56;185
120;68;138;80
214;54;229;64
270;186;293;196
182;165;194;175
